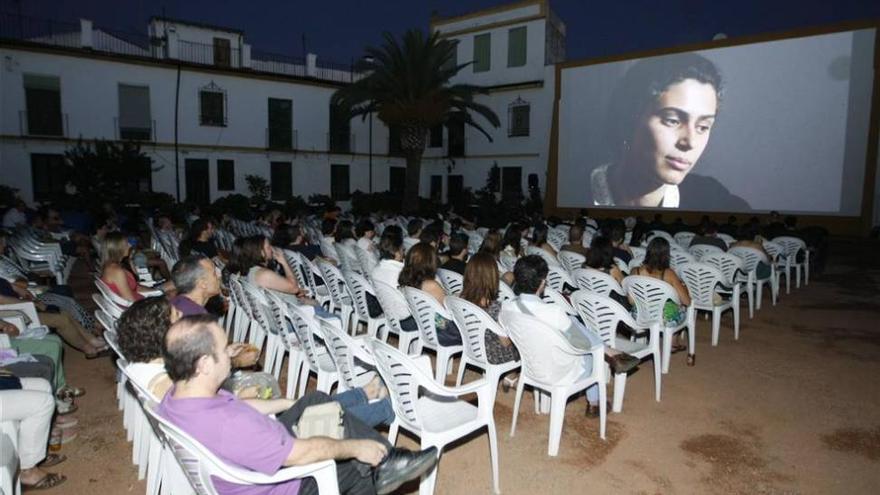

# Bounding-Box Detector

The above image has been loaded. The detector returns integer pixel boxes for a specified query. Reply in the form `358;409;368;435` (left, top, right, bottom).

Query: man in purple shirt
159;315;437;495
169;255;219;316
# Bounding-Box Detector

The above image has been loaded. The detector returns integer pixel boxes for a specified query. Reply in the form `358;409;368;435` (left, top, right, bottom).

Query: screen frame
545;19;880;236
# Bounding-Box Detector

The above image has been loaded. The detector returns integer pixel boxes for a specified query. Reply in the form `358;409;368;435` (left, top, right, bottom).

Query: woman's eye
661;117;680;127
697;124;712;133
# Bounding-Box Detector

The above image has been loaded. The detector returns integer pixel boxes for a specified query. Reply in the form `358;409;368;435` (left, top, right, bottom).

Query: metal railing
327;131;355;153
18;111;68;137
250;49;308;78
177;39;241;68
266;127;298;150
0;13;80;49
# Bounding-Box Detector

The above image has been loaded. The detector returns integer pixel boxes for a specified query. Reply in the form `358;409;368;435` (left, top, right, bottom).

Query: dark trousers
277;392;390;495
4;355;55;388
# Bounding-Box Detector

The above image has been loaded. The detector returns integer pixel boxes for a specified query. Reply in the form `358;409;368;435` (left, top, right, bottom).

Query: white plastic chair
678;262;741;346
622;275;695;374
402;287;464;383
674;231;696;248
445;296;520;405
0;432;17;495
557;250;586;274
372;281;420;354
571;267;624;299
318;319;376;394
283;302;339;399
570;291;661;411
497;280;516;303
144;401;339;495
499;309;606;455
669;250;696;272
316;259;355;335
370;340;500;495
354;245;379;276
646;230;674;244
772;236;809;290
344;271;385;338
540;287;577;318
262;291;306;398
545;264;576;294
762;240;788;296
524;245;560;267
702;252;750;318
436;269;464;296
729;246;777;312
688;244;724;260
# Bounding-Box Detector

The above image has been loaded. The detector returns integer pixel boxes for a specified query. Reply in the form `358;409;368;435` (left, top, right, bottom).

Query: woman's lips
665;156;692;171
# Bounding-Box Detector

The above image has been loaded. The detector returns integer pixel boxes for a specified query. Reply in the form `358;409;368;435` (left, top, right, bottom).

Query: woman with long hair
530;222;557;257
584;236;625;285
226;235;308;298
460;252;519;364
398;242;462;346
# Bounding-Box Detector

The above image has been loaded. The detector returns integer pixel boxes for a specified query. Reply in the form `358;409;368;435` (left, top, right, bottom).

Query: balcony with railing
327;131;356;154
266;127;298;150
18;111;68;137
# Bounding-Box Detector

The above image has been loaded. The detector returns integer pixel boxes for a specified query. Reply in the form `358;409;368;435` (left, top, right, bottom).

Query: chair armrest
419;375;491;398
0;302;40;329
231;459;337;484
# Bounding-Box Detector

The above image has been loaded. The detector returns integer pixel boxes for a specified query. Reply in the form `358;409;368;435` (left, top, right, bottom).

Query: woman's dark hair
478;232;502;259
117;296;171;363
461;252;499;308
608;53;723;161
355;219;375;238
272;224;299;248
335;220;355;243
643;237;671;271
531;222;549;246
398;242;438;289
585;236;615;270
226;235;267;276
178;218;212;258
378;225;403;260
501;223;523;256
512;255;548;295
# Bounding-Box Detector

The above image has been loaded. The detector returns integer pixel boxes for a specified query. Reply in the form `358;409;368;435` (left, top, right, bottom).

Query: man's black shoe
374;446;439;495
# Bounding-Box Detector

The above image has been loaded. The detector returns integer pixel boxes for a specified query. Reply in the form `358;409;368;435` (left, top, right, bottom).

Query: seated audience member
731;226;774;280
719;216;738;236
159;315;437;494
403;219;422;252
101;232;168;303
229;236;309;298
529;222;557;257
369;226;418;333
585;236;626;286
273;223;322;261
689;223;728;252
170;255;221;316
0;276;106;359
398;243;462;346
320;218;340;264
355;219;377;254
460;253;519;365
2;199;28;228
335;220;358;248
178;218;220;260
0;378;67;490
478;231;503;260
440;233;469;275
631;238;694;365
609;222;633;264
560;224;589;257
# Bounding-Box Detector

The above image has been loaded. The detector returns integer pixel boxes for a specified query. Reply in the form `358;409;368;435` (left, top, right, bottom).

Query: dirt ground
56;238;880;494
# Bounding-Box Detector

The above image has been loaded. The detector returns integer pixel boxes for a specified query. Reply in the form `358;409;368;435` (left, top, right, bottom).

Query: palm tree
332;29;500;213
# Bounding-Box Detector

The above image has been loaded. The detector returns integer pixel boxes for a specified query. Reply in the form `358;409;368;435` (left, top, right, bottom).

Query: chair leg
746;281;754;318
611;372;627;413
598;383;607;440
418;443;441;495
455;358;468;386
510;379;525;437
547;392;567;456
297;363;311;399
733;302;740;341
387;420;399;446
487;421;500;494
711;308;721;346
653;346;662;402
285;354;301;399
756;282;763;311
661;332;672;374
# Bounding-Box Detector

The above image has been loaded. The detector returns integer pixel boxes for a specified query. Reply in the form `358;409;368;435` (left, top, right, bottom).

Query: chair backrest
497;280;516;302
285;301;333;372
445;296;508;366
354;246;379;275
467;233;484;256
94;276;133;309
238;279;278;336
94;309;118;334
728;246;767;274
370;340;429;432
628;253;645;272
524;245;559;267
262;291;301;350
402;286;446;348
316;259;351;309
571;267;624;297
334;242;361;275
570;291;643;349
281;250;310;294
319;318;374;392
371;281;410;334
717;233;736;247
92;293;124;319
498;253;518;273
557;250;586;274
436;268;464;296
688;244;724;260
498;309;584;385
647;230;674;244
762;241;785;263
540;287;576;317
669;250;696;271
545;264;575;294
674;231;696;248
772;236;806;261
701;252;744;286
613;257;629;275
622;275;681;327
677;262;725;307
345;270;379;324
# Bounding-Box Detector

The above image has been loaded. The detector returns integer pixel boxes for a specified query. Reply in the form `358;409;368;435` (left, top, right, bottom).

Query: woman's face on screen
631;78;718;186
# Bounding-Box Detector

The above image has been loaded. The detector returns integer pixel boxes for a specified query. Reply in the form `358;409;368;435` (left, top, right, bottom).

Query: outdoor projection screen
555;27;877;214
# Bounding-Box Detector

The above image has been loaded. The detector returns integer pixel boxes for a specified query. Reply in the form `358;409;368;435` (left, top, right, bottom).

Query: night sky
4;0;879;65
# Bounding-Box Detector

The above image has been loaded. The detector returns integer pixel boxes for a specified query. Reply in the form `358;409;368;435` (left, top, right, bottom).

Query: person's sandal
686;354;696;367
22;472;67;491
39;454;67;468
55;399;77;416
56;386;85;401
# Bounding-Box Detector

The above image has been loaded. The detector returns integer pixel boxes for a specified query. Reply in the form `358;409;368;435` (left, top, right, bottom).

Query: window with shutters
429;124;443;148
329;103;351;153
23;75;63;136
430;175;442;202
271;161;292;199
508;97;530;137
331;164;350;200
213;38;231;67
30;154;66;201
447;112;465;157
199;82;226;126
507;26;527;67
473;33;490;73
118;84;152;140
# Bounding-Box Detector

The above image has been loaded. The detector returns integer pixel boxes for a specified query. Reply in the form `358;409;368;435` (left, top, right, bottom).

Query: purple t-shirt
170;295;208;317
158;389;299;495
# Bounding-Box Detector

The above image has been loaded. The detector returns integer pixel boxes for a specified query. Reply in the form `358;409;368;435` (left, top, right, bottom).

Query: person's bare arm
422;279;446;305
284;437;387;467
105;265;138;302
666;271;691;306
255;267;300;295
242;397;295;415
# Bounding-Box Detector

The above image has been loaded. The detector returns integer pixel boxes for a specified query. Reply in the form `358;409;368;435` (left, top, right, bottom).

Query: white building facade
0;0;564;207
